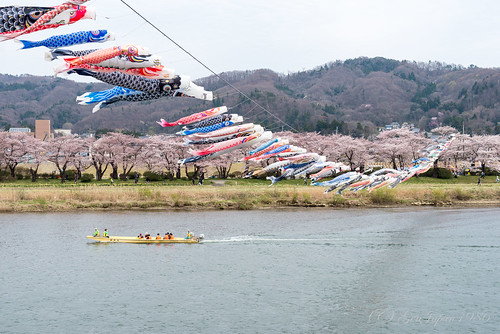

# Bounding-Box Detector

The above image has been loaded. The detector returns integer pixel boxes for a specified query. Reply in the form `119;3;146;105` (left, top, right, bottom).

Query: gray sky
1;0;500;81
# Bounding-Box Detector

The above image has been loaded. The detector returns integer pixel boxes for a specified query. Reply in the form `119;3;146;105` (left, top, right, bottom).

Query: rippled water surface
1;208;499;333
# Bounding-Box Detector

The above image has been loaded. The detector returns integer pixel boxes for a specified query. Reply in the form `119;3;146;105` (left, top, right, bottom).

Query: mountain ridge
1;57;499;136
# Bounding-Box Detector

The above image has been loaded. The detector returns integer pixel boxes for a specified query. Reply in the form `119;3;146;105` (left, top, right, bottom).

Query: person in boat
103;229;109;238
156;233;162;240
169;233;174;239
164;233;169;240
137;233;144;239
186;230;193;239
145;232;151;239
93;228;99;237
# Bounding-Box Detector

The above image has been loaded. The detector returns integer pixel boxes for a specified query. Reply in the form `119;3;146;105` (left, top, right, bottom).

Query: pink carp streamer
57;45;149;74
157;107;227;127
189;132;265;157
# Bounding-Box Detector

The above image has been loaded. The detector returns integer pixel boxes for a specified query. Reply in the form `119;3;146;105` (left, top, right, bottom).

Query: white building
8;127;31;133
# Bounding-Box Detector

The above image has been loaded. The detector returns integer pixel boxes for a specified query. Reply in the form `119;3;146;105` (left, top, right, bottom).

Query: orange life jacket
156;235;161;240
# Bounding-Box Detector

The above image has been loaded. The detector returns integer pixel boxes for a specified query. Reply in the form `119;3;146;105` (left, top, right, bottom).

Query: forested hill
1;57;499;136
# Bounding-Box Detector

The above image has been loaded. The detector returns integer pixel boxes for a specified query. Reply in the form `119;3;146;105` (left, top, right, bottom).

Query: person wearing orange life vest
145;232;151;239
156;233;162;240
169;233;174;239
164;233;169;240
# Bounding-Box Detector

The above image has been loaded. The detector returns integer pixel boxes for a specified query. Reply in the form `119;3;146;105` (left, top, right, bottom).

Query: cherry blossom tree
97;134;120;179
431;126;457;136
375;129;429;169
70;137;92;178
140;136;163;174
316;134;344;162
144;135;188;180
330;135;370;171
268;131;345;166
373;136;404;170
428;126;459;177
22;136;49;182
488;135;500;172
47;135;85;183
441;133;500;173
90;136;114;181
110;133;144;180
274;131;321;153
95;133;142;180
440;133;471;170
0;132;30;177
474;135;500;173
211;148;247;179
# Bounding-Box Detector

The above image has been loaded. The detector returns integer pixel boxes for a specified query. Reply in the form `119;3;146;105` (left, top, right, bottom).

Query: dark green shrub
80;173;94;183
421;168;453;179
129;171;141;179
0;170;9;180
484;167;497;176
143;171;163;182
185;172;196;180
66;170;76;180
16;167;30;179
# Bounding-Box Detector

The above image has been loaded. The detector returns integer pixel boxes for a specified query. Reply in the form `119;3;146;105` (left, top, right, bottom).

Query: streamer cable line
119;0;298;132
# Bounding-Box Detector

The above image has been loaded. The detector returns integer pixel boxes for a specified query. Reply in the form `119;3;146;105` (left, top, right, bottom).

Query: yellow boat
86;235;202;244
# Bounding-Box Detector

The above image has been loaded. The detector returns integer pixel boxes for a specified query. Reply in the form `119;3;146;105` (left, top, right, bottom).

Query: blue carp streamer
17;30;113;49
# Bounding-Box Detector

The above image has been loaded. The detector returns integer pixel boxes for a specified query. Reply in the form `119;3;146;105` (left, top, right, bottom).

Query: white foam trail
202;236;339;243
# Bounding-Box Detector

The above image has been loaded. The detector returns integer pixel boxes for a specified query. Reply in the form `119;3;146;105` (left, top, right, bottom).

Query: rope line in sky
119;0;298;132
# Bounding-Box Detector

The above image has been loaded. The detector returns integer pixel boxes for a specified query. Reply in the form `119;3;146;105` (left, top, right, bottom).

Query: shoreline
1;182;499;212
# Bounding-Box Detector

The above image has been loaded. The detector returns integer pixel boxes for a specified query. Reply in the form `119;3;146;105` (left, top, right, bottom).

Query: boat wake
202;235;338;244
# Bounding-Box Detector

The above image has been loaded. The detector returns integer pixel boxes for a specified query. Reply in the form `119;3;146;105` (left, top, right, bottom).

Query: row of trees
1;128;499;183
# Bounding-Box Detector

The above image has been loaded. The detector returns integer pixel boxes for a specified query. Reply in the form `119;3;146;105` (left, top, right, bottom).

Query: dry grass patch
0;182;499;212
368;188;399;205
450;188;472;201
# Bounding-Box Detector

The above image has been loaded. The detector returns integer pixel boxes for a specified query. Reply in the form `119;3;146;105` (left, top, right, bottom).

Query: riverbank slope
1;177;498;212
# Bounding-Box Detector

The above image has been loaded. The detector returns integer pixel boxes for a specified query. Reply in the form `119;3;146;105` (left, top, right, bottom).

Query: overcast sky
1;0;500;81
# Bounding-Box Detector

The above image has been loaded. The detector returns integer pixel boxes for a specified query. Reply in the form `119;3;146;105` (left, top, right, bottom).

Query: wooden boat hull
86;236;201;244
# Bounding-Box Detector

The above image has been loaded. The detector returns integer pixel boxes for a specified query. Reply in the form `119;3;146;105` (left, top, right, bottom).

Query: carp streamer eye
128;46;138;56
29;10;43;19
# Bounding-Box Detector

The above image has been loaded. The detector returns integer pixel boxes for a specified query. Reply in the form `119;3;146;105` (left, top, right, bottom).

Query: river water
0;208;499;333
